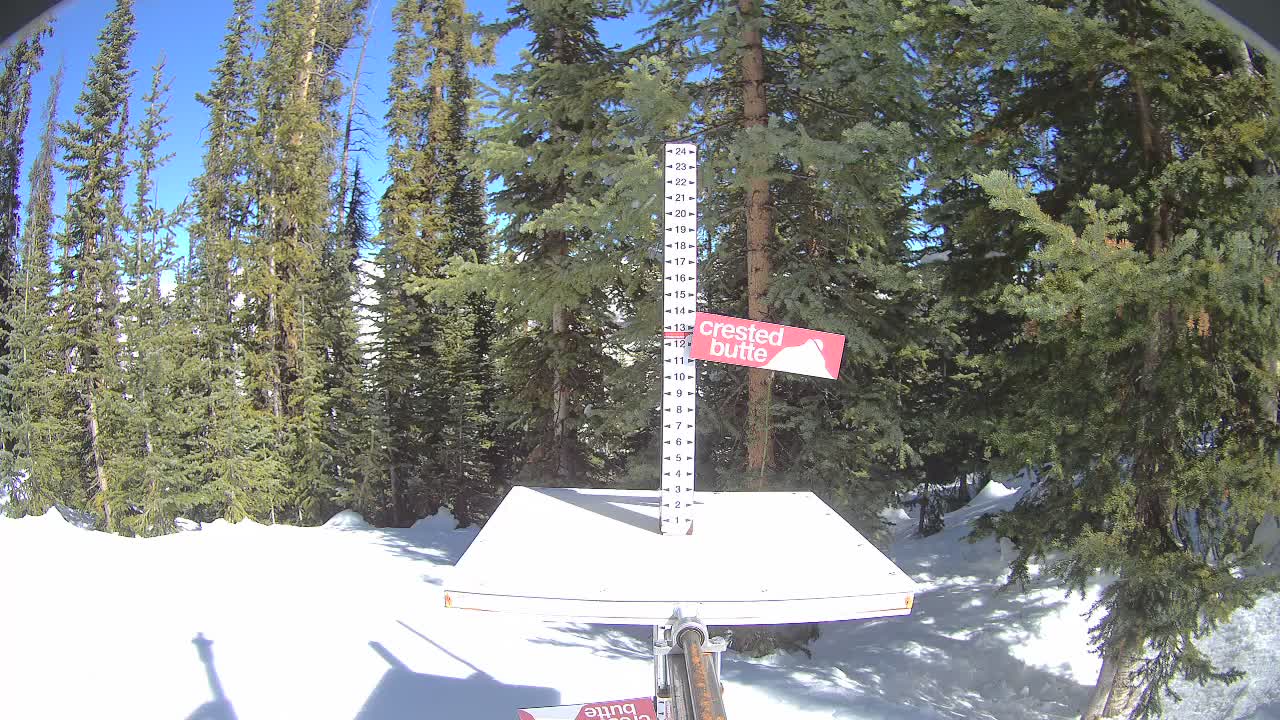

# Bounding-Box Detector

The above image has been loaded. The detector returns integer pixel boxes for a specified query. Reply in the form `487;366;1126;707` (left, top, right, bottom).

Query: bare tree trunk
86;380;110;529
1082;637;1141;720
390;458;402;527
740;0;773;487
267;251;283;420
336;15;372;226
295;0;321;132
276;0;322;419
551;298;574;483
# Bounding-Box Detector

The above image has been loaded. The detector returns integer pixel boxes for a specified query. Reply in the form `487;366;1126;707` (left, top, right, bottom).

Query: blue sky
13;0;644;256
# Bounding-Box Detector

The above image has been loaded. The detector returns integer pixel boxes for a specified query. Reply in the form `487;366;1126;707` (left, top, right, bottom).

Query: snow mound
411;508;460;532
12;504;98;530
880;505;911;527
174;517;201;532
975;479;1017;502
324;510;371;530
56;503;98;529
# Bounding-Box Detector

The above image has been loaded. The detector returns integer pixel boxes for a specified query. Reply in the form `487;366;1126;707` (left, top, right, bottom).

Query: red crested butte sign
517;697;657;720
691;311;845;380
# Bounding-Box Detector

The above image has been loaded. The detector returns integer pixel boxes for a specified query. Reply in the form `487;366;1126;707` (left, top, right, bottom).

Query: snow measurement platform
445;144;917;720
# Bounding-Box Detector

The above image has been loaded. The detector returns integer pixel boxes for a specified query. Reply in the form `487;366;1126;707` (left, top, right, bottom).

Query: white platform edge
444;590;913;626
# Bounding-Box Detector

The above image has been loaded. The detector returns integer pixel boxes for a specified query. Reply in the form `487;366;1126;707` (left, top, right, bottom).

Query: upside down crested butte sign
517;697;658;720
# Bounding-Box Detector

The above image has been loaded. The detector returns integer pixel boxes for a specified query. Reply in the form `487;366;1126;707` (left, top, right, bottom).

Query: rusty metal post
677;626;727;720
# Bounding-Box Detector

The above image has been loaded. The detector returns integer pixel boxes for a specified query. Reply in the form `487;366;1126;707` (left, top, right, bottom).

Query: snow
1;478;1276;720
325;509;373;530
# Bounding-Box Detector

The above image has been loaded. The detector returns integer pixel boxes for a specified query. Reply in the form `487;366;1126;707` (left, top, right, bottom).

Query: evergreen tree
246;0;368;522
113;58;193;534
318;162;370;516
480;0;631;487
415;0;498;524
956;1;1280;715
652;0;936;533
0;65;68;515
187;0;283;523
0;25;50;454
372;0;496;524
55;0;137;529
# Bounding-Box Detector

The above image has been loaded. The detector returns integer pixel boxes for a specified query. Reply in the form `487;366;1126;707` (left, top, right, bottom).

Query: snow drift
0;474;1275;719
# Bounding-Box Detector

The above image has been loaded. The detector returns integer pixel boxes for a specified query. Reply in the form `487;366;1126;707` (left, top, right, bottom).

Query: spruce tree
113;58;193;534
0;24;49;454
55;0;137;529
373;0;496;524
246;0;368;521
957;1;1280;716
187;0;284;523
317;163;370;516
651;0;936;534
416;0;498;524
0;65;67;514
480;0;631;487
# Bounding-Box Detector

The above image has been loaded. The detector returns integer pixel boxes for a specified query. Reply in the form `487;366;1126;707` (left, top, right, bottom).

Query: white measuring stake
661;143;697;535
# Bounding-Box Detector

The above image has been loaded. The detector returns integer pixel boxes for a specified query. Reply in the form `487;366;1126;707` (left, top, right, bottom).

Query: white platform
444;487;917;625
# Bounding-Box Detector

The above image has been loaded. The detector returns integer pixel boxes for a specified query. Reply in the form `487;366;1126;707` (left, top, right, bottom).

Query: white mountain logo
762;338;835;379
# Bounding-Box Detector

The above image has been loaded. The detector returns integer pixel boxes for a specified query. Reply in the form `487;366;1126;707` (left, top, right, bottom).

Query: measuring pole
661;143;698;536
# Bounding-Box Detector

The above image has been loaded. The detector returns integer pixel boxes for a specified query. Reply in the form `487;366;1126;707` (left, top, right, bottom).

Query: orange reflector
905;594;914;610
444;593;453;608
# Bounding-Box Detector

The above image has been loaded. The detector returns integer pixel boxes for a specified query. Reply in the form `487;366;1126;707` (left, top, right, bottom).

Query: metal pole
677;626;728;720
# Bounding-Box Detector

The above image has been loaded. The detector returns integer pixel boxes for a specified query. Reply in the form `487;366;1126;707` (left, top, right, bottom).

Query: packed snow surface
2;473;1277;719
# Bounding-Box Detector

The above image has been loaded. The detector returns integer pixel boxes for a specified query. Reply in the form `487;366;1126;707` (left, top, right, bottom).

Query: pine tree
415;0;498;524
372;0;497;524
113;57;194;534
317;162;369;516
0;24;49;456
0;64;67;514
246;0;368;522
957;1;1280;716
481;0;632;487
651;0;936;535
55;0;137;529
186;0;284;523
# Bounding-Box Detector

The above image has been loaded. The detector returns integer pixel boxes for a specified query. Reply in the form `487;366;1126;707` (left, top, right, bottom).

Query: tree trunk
1080;66;1173;720
267;251;283;419
551;298;574;483
390;457;402;527
336;14;371;227
86;379;110;529
1082;636;1141;720
276;0;321;419
294;0;321;137
740;0;773;487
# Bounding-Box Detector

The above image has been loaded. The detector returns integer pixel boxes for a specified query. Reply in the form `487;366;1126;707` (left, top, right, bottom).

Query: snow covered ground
2;474;1277;719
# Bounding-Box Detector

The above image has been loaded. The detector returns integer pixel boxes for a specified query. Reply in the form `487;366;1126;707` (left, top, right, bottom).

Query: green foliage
0;62;66;516
476;0;690;489
53;0;138;529
0;25;50;392
651;0;944;537
959;1;1280;709
317;163;371;517
180;0;287;525
109;58;198;536
367;0;499;525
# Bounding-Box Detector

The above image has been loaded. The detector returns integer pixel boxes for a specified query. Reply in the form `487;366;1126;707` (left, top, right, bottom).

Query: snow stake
661;143;698;536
